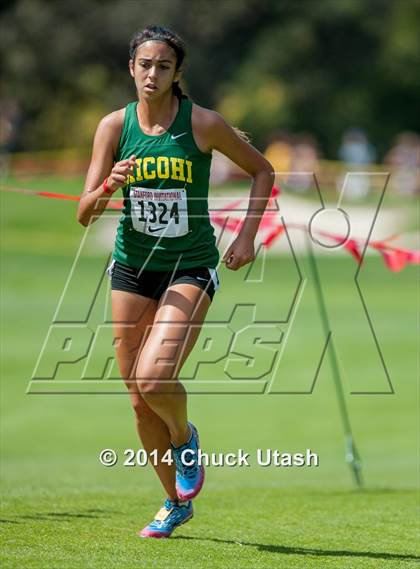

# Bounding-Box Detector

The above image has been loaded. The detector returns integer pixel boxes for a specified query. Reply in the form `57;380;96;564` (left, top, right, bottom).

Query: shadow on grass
173;536;420;562
1;508;122;524
325;488;415;496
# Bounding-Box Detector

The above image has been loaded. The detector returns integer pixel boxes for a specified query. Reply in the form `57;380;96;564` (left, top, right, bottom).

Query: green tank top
112;97;220;271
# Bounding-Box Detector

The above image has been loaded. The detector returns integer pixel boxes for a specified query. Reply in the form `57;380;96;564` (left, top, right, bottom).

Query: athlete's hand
106;155;137;192
222;234;255;271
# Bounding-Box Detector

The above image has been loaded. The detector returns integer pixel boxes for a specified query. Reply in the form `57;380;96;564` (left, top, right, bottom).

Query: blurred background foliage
1;0;419;157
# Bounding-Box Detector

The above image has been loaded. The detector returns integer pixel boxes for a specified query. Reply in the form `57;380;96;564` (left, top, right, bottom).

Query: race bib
130;187;189;238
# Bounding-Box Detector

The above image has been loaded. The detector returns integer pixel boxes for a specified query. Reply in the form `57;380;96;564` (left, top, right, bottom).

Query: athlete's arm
192;106;274;271
77;110;135;226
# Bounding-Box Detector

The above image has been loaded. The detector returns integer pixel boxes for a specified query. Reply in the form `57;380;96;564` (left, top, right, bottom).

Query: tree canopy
1;0;419;157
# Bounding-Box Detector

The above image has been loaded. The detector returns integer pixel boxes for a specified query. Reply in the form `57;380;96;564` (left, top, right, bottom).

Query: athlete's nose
148;65;158;80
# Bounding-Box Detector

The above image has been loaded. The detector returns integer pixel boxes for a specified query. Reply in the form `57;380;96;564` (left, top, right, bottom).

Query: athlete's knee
137;376;178;397
138;378;162;396
136;357;176;382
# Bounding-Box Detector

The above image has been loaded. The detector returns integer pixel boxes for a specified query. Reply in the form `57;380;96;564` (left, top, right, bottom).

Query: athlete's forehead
134;40;177;63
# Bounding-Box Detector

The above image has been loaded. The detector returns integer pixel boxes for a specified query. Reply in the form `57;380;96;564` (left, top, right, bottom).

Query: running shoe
139;498;193;538
171;421;205;500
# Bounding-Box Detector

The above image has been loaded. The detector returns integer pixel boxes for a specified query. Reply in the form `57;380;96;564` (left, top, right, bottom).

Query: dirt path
92;193;418;257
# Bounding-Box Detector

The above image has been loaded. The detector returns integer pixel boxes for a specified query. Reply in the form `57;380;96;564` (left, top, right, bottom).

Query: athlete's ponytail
233;127;251;143
172;81;187;100
129;25;188;100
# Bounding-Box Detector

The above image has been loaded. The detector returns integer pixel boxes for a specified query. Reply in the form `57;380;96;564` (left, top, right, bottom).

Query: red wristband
102;177;114;195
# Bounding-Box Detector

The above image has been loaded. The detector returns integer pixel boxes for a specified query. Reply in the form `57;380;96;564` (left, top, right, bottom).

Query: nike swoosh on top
171;132;187;140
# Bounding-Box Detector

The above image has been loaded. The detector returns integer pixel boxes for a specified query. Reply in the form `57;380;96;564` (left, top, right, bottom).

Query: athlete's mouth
145;84;158;91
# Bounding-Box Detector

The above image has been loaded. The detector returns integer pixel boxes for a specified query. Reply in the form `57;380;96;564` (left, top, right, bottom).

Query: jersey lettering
157;157;170;179
127;157;193;184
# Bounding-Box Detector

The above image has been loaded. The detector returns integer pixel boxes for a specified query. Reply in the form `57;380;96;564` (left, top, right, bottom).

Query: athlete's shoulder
191;103;226;131
93;108;126;156
191;103;237;152
97;108;126;134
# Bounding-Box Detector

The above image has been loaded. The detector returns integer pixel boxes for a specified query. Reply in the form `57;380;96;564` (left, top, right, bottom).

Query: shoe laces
164;498;189;509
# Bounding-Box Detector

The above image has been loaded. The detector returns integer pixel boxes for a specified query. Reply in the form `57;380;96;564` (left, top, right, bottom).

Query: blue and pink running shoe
171;422;205;500
139;498;193;539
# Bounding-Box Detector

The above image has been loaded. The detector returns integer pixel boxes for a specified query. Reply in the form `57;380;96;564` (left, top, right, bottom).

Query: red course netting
3;184;419;272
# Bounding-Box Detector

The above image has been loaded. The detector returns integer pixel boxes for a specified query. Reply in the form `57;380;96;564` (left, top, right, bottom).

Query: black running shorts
107;259;220;302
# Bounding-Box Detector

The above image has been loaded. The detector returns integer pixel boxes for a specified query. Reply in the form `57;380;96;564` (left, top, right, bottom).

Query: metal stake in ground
306;232;363;488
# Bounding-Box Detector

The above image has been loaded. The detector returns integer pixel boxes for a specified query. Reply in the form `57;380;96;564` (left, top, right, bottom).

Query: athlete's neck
136;92;179;136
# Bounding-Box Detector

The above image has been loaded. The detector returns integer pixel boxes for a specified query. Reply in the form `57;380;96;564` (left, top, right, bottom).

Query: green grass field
1;176;419;568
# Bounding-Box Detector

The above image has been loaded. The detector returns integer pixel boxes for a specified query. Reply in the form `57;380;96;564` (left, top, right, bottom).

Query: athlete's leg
135;285;211;446
111;290;178;499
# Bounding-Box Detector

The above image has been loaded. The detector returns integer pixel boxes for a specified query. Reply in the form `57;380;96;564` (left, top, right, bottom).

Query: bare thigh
135;284;212;388
111;290;158;393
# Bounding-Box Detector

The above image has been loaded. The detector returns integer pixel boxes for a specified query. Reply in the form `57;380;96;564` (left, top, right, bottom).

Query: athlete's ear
174;65;183;83
129;59;135;78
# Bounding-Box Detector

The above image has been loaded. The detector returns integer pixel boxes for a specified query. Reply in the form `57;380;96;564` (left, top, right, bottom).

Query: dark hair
129;25;187;100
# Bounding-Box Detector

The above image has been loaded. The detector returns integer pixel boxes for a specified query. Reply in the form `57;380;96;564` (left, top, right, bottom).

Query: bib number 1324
130;187;189;238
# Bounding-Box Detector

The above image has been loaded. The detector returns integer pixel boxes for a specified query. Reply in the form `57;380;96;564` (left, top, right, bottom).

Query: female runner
77;25;273;538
